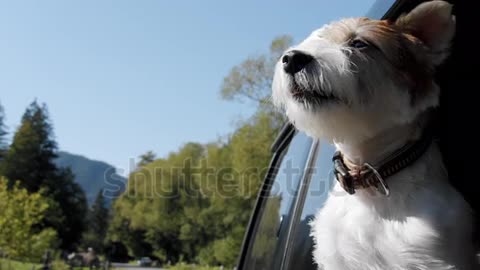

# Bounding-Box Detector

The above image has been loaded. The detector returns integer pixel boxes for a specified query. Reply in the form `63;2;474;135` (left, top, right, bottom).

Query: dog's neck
334;121;423;166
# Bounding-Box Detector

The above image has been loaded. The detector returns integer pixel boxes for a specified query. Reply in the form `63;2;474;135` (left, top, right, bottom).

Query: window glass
287;142;336;270
243;132;313;270
366;0;396;18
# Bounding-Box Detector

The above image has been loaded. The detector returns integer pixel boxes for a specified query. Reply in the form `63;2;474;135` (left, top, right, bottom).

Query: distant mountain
55;151;127;205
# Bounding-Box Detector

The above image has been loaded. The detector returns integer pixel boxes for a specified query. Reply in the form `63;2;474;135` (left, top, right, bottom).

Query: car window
286;142;337;270
243;132;313;270
366;0;396;19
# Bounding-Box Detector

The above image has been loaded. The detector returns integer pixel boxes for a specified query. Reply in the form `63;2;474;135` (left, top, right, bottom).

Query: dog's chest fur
311;144;475;270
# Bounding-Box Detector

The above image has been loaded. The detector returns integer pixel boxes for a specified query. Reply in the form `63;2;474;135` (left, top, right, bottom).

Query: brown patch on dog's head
317;1;454;105
353;19;434;104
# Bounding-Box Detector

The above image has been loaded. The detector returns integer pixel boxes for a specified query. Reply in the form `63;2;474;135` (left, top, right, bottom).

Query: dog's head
272;1;455;143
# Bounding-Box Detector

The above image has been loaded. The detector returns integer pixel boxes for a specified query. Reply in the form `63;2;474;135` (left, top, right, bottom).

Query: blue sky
0;0;374;174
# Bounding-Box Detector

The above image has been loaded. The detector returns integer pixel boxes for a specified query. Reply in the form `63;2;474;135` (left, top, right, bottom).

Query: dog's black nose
282;51;313;74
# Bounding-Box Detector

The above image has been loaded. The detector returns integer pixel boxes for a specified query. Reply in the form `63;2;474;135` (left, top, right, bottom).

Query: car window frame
280;139;320;269
236;123;299;270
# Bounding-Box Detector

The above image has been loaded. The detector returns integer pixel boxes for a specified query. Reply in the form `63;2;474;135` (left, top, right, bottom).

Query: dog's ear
396;0;455;65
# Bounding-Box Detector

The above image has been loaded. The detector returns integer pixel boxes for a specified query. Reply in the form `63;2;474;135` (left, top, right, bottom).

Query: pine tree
82;189;109;252
0;101;87;249
137;150;156;167
0;101;8;160
44;167;88;249
0;101;57;191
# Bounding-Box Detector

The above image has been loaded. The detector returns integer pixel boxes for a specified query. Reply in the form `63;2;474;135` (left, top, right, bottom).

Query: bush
0;179;59;261
0;259;40;270
50;260;70;270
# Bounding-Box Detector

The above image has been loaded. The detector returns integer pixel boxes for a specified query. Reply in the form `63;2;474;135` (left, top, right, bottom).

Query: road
111;262;165;270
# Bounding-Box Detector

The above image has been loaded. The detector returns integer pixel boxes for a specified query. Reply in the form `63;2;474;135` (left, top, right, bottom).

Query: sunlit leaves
0;178;58;260
109;35;290;267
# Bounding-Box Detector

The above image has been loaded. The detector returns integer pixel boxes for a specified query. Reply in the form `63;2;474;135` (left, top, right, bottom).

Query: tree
0;101;87;250
109;36;290;267
137;151;157;168
221;35;292;108
0;178;58;260
43;167;88;250
109;114;280;266
82;190;109;252
0;101;8;160
0;101;58;191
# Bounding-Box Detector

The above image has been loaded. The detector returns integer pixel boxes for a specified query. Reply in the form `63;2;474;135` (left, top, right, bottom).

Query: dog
272;1;477;269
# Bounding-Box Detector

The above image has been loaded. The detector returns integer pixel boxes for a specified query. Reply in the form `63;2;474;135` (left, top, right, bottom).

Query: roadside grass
0;259;40;270
0;259;98;270
167;263;227;270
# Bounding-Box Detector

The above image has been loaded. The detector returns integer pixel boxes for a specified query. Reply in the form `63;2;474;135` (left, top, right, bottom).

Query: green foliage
0;101;7;159
50;260;70;270
0;101;88;250
0;259;41;270
167;262;224;270
109;113;281;267
44;167;88;249
137;150;157;168
220;35;291;130
109;35;290;267
220;35;292;107
1;101;58;192
0;178;58;260
81;190;109;253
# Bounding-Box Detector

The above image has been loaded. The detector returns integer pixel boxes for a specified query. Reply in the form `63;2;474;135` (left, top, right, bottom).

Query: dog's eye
350;39;368;49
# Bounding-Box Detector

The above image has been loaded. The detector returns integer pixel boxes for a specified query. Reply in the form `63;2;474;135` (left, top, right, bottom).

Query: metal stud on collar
364;163;390;197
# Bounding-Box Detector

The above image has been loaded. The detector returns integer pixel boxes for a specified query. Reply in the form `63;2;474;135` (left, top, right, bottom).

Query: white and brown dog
272;1;477;269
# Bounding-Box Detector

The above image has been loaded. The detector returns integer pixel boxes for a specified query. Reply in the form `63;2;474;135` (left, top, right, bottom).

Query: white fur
310;142;475;270
272;1;476;269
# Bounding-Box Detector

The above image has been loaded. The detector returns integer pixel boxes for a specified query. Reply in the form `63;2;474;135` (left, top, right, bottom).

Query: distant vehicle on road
137;257;153;266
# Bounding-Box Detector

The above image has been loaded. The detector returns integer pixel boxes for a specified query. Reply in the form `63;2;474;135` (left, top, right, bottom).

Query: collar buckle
331;130;432;197
333;152;391;196
333;152;355;195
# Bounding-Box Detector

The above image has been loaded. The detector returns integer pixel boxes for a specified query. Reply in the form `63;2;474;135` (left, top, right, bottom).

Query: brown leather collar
332;132;433;196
